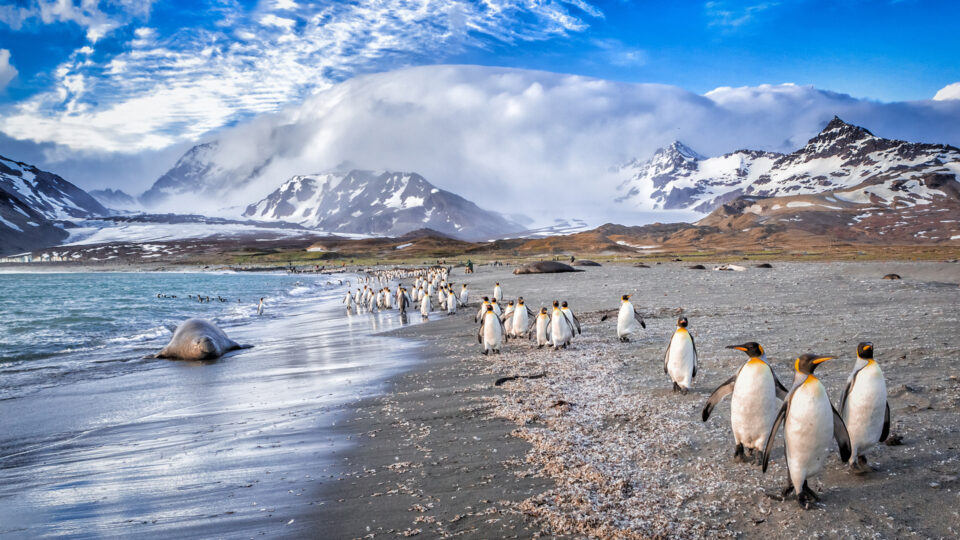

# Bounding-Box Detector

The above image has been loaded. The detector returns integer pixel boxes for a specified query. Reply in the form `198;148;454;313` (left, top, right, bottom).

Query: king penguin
839;342;890;473
477;303;505;355
528;307;551;348
549;300;573;349
615;295;646;342
702;342;789;464
493;282;503;303
664;316;697;394
761;354;852;509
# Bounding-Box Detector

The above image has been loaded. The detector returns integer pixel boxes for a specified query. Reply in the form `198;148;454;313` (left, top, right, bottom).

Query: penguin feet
780;483;795;499
482;350;489;356
680;386;689;396
797;481;820;509
619;337;630;343
672;382;680;393
732;443;747;463
850;455;874;475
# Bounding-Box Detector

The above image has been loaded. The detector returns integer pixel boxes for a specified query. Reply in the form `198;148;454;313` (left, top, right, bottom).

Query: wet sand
311;261;960;538
0;280;422;538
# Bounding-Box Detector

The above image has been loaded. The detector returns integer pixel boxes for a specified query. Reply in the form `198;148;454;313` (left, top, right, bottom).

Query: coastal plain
312;260;960;538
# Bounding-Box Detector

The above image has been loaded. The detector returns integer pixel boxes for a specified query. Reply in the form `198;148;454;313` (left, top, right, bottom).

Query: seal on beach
151;318;251;360
761;354;851;509
702;342;789;464
664;317;697;394
574;260;602;267
882;273;901;280
512;261;581;274
839;342;890;474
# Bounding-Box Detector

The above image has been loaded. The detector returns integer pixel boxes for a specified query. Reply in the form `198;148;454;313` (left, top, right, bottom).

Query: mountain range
242;170;522;240
616;117;960;214
0;155;108;255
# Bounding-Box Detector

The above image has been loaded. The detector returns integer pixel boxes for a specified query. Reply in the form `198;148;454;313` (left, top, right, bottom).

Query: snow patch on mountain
243;170;521;240
616;117;960;213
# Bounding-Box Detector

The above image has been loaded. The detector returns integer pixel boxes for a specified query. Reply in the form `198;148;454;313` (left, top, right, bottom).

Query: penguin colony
350;266;890;510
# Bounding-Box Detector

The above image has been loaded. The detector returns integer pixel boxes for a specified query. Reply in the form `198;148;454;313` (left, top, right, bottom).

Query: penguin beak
726;345;748;352
812;356;833;364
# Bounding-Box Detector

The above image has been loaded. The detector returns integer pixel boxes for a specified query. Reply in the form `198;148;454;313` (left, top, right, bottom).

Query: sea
0;271;422;537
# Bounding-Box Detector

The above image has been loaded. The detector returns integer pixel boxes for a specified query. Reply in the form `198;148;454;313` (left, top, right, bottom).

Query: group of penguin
343;266;468;319
468;280;890;510
475;281;584;354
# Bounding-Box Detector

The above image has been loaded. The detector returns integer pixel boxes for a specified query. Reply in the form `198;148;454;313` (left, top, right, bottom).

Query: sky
0;0;958;218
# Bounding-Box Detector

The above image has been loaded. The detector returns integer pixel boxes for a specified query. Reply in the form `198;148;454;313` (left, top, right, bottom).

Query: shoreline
305;261;960;538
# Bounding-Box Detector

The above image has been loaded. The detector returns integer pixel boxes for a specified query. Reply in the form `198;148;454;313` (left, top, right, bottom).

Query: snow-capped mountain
90;188;138;211
243;170;522;240
0;155;109;255
139;141;270;208
616;117;960;213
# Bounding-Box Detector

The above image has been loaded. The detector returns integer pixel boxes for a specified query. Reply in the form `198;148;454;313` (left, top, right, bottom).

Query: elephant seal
151;318;251;360
574;260;602;267
513;261;582;275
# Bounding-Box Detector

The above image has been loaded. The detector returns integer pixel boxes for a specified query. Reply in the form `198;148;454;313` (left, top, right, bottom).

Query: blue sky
0;0;958;188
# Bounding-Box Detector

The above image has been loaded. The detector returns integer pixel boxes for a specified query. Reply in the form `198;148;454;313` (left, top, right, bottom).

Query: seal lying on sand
151;318;251;360
513;261;582;275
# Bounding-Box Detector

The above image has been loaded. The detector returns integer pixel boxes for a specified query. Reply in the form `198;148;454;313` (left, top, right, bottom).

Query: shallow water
0;271;424;537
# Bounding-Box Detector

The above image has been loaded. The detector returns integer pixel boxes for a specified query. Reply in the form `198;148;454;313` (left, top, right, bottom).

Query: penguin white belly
536;317;549;346
460;291;468;305
842;364;886;459
494;287;502;302
785;381;834;491
446;295;456;314
666;332;695;389
730;361;778;450
420;296;430;317
483;313;503;351
512;310;528;338
551;316;571;347
616;304;634;338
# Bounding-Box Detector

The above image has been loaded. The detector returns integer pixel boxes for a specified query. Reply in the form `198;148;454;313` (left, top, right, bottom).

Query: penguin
527;307;551;348
615;294;646;342
493;282;503;303
703;342;789;464
477;304;505;355
761;354;852;509
664;316;697;394
549;300;573;349
257;297;265;316
342;291;354;313
500;300;516;337
560;301;581;336
460;284;469;307
510;297;535;338
445;286;459;315
397;287;410;315
839;342;890;473
475;296;491;323
490;298;502;317
420;292;431;319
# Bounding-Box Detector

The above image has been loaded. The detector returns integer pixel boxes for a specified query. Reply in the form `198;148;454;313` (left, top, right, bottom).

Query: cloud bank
0;49;16;90
141;65;960;224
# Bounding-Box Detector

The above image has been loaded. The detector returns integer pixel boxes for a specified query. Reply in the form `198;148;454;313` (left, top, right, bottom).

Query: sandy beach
310;260;960;538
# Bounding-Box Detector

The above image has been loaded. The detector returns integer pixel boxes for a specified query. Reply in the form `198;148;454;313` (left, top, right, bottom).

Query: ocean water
0;271;423;537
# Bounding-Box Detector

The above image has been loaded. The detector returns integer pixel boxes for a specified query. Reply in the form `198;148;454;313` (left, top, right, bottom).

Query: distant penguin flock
343;264;892;510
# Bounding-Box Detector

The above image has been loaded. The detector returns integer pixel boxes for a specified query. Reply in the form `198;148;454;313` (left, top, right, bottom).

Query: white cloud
0;1;604;153
116;65;960;221
705;1;779;28
0;49;17;90
933;82;960;101
0;0;156;43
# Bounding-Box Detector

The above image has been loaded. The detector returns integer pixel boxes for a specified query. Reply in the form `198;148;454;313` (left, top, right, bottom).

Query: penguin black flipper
762;396;792;473
702;375;737;421
771;368;789;399
880;401;891;442
633;310;646;329
663;339;672;374
571;312;582;335
839;380;852;414
690;332;698;378
526;306;535;317
832;405;852;463
477;320;485;344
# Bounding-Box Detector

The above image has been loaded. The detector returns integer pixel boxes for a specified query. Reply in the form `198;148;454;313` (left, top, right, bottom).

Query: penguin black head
677;317;688;328
486;304;494;311
483;296;490;301
621;294;630;301
495;282;500;286
552;300;560;308
726;342;764;358
518;298;525;305
857;342;874;359
507;300;515;306
561;301;569;308
794;353;833;375
540;307;548;314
